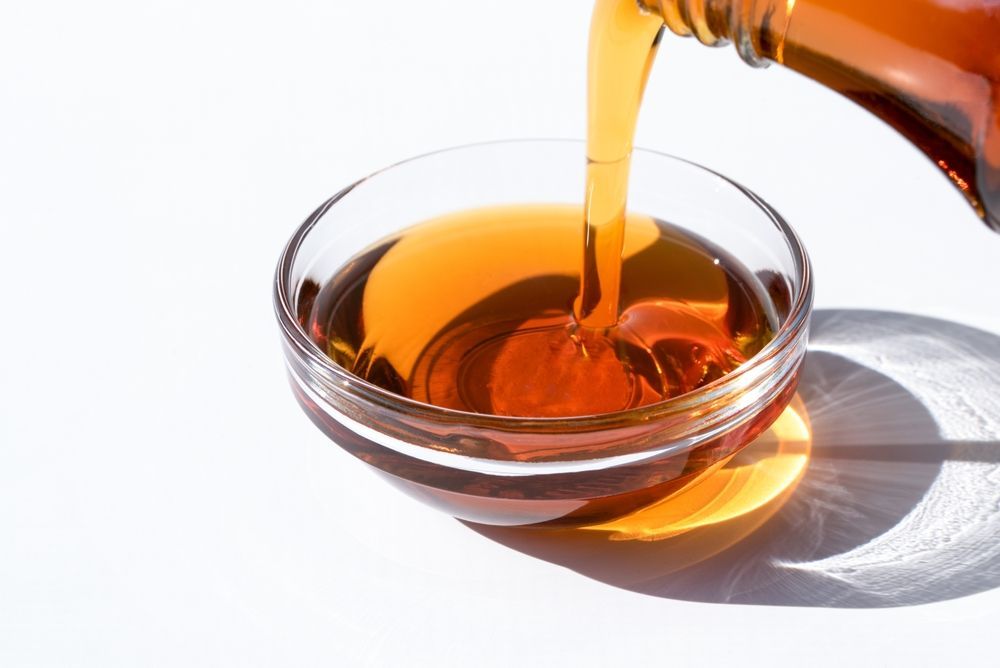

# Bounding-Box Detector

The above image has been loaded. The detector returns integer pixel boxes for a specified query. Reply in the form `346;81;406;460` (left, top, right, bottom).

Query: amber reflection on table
574;396;812;567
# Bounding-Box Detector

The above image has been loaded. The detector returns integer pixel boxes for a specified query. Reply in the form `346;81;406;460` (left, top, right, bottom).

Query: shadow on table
467;310;1000;607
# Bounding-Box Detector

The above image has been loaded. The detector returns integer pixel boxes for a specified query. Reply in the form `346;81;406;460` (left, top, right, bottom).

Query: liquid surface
303;0;784;420
303;205;775;417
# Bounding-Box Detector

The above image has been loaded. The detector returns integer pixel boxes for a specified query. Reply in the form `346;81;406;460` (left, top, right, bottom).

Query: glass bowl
273;140;812;527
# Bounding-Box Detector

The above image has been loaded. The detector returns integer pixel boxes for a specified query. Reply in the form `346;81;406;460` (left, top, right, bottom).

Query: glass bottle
641;0;1000;232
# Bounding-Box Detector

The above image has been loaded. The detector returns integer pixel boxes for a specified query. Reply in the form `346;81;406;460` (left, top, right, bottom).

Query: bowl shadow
466;309;1000;607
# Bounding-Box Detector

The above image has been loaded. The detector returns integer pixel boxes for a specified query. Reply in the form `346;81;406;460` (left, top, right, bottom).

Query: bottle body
646;0;1000;231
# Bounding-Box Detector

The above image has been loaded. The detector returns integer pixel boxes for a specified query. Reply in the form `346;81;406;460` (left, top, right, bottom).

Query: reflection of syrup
582;397;811;542
465;398;812;578
505;395;810;576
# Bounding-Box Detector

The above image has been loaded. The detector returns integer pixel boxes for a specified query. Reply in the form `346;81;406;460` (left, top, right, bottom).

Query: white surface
2;1;999;666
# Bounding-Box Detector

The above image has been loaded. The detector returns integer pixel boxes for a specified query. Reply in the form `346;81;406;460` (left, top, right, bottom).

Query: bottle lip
650;0;771;67
273;138;813;434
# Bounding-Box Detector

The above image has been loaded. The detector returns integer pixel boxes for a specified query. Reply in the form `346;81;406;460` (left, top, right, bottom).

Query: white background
3;1;1000;666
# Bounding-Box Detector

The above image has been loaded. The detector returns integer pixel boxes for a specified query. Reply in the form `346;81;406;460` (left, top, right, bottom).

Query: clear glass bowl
274;140;813;527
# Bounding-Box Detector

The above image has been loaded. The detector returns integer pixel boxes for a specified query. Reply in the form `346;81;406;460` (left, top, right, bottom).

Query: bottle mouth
643;0;772;67
274;139;813;434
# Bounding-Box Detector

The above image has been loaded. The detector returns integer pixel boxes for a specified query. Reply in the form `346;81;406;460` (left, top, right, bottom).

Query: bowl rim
273;138;813;431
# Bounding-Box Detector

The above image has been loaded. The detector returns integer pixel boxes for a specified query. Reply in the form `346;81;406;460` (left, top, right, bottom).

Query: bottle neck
640;0;795;68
